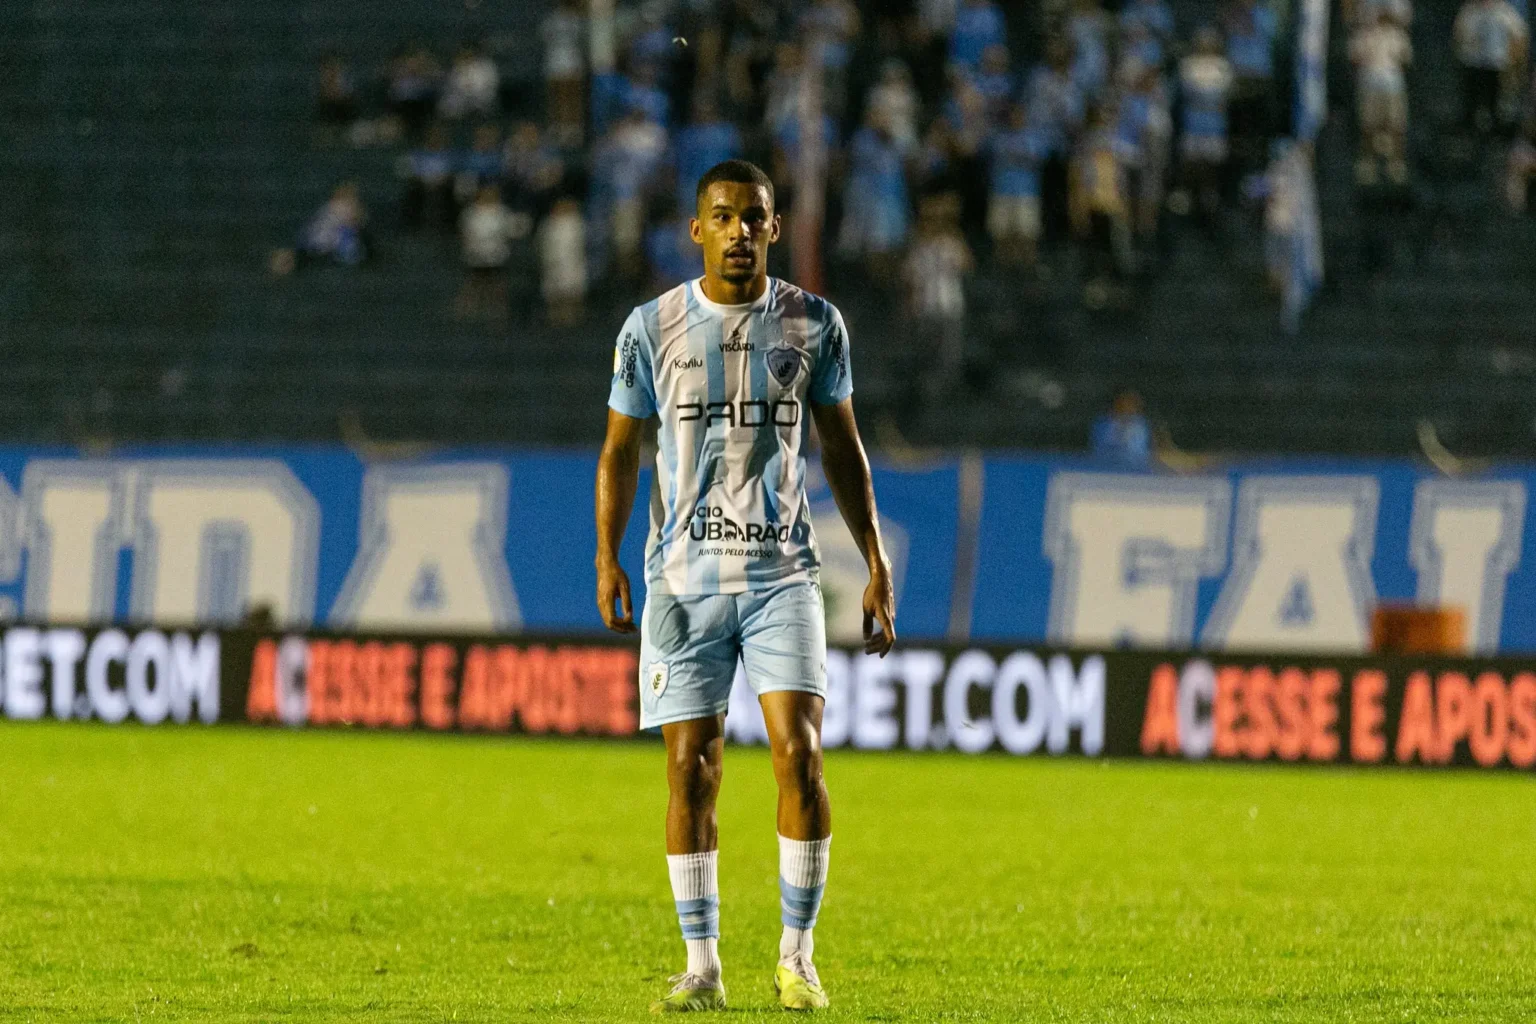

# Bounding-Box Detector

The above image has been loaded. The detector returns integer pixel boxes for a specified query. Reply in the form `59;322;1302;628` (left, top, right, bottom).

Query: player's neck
700;272;768;307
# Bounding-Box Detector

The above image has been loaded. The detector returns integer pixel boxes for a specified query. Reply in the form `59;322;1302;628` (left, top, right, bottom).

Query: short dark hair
695;160;775;213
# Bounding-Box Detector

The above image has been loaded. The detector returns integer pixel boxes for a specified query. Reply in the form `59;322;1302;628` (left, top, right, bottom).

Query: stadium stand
2;0;1532;455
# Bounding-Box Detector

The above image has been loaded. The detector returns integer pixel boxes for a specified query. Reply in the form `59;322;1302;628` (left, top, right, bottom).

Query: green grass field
3;723;1534;1022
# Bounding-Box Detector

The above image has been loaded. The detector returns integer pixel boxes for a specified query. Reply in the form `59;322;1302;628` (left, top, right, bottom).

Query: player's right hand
596;559;637;634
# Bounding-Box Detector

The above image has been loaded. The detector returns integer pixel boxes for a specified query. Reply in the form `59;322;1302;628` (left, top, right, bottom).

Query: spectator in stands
765;42;806;133
1027;38;1086;240
457;184;529;323
904;193;974;390
1223;0;1280;175
386;44;442;144
543;0;587;145
799;0;861;117
1120;0;1177;67
1090;389;1153;468
1347;0;1413;31
1351;8;1413;183
438;40;500;122
400;123;457;231
723;0;783;119
645;197;706;289
868;60;921;155
540;196;587;325
950;0;1007;73
1115;63;1173;247
314;53;360;147
987;103;1047;270
595;106;668;278
674;96;744;213
974;46;1016;128
504;121;565;218
624;62;672;129
1179;27;1236;228
1068;0;1115;103
1072;106;1131;306
1508;116;1536;210
1454;0;1528;134
272;181;372;273
838;107;910;275
455;123;506;211
1254;139;1302;295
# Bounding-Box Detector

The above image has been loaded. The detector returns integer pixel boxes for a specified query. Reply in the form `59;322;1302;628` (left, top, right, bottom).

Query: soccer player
594;159;897;1013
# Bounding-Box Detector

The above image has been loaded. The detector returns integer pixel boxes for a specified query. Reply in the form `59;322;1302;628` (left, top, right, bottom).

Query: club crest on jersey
647;662;669;699
766;344;802;387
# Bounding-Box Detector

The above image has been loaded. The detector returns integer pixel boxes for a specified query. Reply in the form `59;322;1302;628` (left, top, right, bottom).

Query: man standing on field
595;159;897;1013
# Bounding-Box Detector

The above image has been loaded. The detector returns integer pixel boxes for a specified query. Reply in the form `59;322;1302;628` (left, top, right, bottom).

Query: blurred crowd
277;0;1534;352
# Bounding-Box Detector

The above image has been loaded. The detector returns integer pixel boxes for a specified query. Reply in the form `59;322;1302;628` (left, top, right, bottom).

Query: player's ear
768;213;782;244
689;217;703;245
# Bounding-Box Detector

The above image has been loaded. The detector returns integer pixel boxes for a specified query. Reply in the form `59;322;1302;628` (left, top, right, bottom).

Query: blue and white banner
0;447;1532;653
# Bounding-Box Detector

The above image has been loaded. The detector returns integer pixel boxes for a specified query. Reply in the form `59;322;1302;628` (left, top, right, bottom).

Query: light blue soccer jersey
608;277;853;596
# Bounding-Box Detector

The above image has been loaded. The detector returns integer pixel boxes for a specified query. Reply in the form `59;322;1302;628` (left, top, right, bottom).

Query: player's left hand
861;560;896;657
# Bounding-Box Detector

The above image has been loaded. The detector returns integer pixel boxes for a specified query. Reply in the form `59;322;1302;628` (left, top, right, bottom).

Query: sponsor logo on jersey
673;356;704;370
675;399;800;427
720;327;753;352
687;505;792;544
617;332;640;388
766;343;802;387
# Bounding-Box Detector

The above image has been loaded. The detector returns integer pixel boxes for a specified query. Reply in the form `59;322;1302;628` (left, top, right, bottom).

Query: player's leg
738;582;832;1010
641;592;736;1013
658;713;727;1009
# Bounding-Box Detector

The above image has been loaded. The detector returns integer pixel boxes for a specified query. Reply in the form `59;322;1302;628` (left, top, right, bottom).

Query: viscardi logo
719;338;754;352
687;506;791;544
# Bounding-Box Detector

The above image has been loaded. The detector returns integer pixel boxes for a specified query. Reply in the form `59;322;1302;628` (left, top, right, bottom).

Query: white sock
777;835;830;961
667;851;721;980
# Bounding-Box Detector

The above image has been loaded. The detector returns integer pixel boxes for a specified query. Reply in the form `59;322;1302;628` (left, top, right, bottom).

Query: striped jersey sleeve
608;306;657;419
809;302;853;406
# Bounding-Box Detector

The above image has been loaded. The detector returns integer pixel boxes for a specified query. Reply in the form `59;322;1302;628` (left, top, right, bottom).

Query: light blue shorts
638;580;827;729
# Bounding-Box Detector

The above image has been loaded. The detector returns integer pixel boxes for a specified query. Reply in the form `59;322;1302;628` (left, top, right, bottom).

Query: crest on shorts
766;343;802;388
647;662;670;699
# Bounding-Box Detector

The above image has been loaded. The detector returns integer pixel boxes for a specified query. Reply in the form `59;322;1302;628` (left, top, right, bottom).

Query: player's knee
771;734;822;794
669;746;722;806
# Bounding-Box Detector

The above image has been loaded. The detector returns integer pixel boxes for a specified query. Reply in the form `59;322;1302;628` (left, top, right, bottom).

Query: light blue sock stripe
779;877;825;929
676;894;719;940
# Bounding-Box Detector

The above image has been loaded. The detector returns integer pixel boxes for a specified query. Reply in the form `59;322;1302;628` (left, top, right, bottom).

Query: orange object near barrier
1371;604;1467;655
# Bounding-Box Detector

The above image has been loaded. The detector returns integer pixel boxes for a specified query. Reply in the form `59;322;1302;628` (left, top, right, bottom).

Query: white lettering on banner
901;650;944;749
1043;474;1230;648
1176;659;1216;758
1203;477;1378;652
330;465;521;631
821;651;852;747
2;627;220;724
722;649;1104;754
945;650;996;753
22;462;119;623
168;632;221;724
275;635;311;726
852;654;899;749
1410;481;1526;654
84;629;129;724
130;462;319;626
4;627;45;720
46;628;85;719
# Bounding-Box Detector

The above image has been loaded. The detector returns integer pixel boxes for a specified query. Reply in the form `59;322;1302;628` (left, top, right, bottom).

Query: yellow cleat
773;953;828;1011
650;973;727;1013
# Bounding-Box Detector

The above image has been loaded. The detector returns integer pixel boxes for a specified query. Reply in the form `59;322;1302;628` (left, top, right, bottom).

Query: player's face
691;182;779;285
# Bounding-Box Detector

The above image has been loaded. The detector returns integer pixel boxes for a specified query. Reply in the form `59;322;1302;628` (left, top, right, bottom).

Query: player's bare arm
812;398;897;657
595;408;644;634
